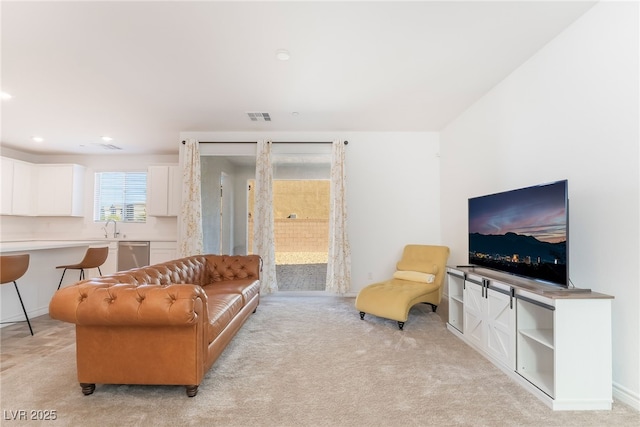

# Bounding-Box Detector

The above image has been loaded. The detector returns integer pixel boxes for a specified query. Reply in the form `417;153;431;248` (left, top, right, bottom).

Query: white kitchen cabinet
147;165;181;216
1;157;15;215
1;157;34;216
100;242;119;276
446;266;613;410
35;164;85;216
149;241;177;265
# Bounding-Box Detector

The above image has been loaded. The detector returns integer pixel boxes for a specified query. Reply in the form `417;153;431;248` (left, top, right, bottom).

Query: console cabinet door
485;282;516;369
463;278;485;349
463;276;516;369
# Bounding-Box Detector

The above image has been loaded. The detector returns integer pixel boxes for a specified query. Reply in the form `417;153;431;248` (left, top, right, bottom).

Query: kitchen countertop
0;239;178;253
0;240;106;253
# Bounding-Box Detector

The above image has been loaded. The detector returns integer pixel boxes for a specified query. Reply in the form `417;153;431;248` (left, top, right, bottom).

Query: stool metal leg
57;268;68;290
13;281;33;336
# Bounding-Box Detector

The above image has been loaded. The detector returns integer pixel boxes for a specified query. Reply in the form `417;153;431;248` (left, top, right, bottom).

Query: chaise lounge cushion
392;270;435;283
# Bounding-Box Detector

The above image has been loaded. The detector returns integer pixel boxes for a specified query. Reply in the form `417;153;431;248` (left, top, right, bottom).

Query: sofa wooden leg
359;311;365;320
80;383;95;395
186;385;199;397
398;321;405;330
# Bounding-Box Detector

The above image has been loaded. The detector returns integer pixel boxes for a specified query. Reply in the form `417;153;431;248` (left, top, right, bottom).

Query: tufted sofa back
88;255;261;288
205;255;261;282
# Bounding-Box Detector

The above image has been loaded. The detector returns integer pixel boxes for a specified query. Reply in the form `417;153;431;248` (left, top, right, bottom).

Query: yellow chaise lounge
355;244;450;330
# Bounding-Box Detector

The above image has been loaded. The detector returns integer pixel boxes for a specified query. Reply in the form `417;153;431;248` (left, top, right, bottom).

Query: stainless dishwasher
117;241;150;271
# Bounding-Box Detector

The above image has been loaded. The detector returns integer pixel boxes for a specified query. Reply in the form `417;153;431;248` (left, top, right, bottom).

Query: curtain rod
181;140;348;145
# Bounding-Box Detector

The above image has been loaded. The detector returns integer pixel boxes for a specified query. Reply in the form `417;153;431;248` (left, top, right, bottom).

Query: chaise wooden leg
359;312;365;320
186;385;199;397
398;321;404;330
80;383;95;395
422;302;438;312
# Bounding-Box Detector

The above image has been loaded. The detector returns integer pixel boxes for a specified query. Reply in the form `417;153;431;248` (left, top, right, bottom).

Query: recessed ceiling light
32;136;44;142
101;136;113;142
292;112;299;116
1;92;13;100
275;49;290;61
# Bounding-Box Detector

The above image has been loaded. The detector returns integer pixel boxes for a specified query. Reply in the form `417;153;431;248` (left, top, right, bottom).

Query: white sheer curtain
253;140;278;293
177;139;204;257
326;139;351;294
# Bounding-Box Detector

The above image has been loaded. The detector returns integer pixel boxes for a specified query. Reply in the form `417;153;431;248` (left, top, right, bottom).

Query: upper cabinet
2;157;85;217
147;165;181;217
1;157;34;216
35;164;86;216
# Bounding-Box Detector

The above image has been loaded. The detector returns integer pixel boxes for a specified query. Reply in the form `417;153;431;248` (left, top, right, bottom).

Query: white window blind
94;172;147;222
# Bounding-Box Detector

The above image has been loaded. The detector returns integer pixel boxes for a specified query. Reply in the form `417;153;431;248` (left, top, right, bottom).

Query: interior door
220;172;232;254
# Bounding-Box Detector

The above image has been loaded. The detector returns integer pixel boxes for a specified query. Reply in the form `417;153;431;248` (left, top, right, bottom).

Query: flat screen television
468;180;568;287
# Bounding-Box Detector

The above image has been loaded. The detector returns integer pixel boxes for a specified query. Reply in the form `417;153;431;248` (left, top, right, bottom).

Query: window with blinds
94;172;147;222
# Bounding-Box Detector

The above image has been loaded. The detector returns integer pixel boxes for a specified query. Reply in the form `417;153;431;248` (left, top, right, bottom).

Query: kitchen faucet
105;219;120;238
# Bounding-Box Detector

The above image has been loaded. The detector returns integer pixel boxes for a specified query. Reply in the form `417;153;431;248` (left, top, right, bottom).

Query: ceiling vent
92;143;122;150
247;112;271;122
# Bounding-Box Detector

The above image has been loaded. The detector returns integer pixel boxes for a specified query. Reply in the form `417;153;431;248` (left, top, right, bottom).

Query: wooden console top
447;265;614;300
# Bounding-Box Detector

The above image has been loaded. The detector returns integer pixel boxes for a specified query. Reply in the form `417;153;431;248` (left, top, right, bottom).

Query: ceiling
0;1;596;156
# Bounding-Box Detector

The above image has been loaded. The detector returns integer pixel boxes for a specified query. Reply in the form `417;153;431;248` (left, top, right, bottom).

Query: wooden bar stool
0;253;33;335
56;247;109;290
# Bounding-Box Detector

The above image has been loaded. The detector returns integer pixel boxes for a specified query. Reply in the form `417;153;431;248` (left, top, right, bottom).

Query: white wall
182;131;442;294
440;2;639;409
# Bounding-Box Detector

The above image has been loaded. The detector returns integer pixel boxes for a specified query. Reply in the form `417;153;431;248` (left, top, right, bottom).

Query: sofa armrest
49;282;207;327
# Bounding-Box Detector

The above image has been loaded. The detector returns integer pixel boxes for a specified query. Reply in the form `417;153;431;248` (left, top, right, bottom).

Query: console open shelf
518;328;554;349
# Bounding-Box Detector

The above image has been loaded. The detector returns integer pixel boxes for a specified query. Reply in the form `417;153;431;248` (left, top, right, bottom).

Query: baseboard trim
613;381;640;411
0;306;48;328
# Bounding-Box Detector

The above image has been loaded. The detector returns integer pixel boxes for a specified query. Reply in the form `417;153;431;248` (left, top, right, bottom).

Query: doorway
248;179;329;291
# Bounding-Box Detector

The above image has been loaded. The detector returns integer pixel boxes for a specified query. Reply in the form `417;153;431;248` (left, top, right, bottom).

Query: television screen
468;180;568;287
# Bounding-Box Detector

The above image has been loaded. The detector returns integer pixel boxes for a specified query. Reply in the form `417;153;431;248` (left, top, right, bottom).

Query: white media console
446;266;614;411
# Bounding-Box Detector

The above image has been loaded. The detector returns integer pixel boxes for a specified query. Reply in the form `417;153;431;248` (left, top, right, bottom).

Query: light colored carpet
1;295;638;426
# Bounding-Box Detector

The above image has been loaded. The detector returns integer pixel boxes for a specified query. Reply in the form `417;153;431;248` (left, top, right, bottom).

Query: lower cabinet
149;241;177;265
446;266;613;411
101;242;119;276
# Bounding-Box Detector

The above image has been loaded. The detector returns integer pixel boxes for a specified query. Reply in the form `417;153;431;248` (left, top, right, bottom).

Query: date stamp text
3;410;57;421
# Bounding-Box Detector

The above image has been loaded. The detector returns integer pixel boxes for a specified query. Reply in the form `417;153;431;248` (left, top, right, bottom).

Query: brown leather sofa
49;254;261;397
